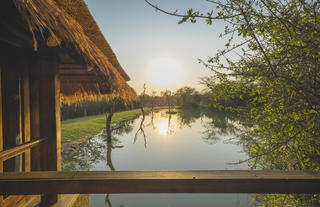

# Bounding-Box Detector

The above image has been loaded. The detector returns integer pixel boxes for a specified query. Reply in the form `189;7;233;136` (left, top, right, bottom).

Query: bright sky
84;0;227;94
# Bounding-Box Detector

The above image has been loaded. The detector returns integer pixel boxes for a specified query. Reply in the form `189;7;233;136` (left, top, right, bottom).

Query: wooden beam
59;70;95;75
0;195;34;207
0;138;46;161
38;62;61;171
22;74;31;172
60;75;101;83
18;195;80;207
0;70;3;203
29;74;41;171
0;170;319;194
58;64;88;71
37;60;61;205
1;68;21;172
18;76;23;172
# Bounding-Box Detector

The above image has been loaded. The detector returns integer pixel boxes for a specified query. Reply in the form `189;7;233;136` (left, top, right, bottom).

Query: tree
134;84;147;148
151;90;157;112
106;96;116;143
161;89;173;112
146;0;320;204
175;86;201;108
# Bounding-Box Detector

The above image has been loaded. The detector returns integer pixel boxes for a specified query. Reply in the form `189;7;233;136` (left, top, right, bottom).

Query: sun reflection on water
157;119;168;135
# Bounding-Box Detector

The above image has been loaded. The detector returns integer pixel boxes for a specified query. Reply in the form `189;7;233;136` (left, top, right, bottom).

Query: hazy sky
84;0;227;94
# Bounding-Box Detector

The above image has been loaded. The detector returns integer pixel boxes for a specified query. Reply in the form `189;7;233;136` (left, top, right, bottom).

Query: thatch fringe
12;0;136;102
60;82;137;105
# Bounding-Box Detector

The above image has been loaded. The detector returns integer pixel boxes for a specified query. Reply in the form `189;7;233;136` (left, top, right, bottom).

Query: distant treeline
61;86;214;121
138;86;212;109
61;98;138;120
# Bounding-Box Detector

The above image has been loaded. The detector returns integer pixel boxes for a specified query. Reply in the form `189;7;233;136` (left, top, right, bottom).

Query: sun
148;57;181;89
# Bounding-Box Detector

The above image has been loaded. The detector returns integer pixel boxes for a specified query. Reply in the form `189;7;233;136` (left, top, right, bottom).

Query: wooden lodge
0;0;135;206
0;0;319;207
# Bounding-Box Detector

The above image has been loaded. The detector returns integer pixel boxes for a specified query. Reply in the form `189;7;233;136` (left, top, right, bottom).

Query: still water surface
63;109;251;207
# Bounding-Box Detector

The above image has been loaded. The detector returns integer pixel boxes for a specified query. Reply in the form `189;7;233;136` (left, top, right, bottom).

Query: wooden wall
0;60;36;207
0;58;62;206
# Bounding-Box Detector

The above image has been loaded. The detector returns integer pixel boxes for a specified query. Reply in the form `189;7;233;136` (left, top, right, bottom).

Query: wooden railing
0;138;46;161
0;139;319;195
1;170;320;195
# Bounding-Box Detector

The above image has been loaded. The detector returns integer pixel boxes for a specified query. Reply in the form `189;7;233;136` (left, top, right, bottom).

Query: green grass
61;107;162;143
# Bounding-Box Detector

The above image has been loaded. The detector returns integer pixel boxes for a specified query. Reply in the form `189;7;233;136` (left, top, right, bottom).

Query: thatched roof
53;0;130;82
11;0;136;102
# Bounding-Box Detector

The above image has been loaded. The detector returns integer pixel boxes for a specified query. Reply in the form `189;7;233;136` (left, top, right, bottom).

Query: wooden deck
1;170;320;194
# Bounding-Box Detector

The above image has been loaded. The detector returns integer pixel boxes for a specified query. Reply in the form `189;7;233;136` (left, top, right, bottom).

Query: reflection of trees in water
105;141;124;207
146;111;156;130
166;114;175;135
105;194;124;207
134;111;178;147
105;120;132;207
174;108;247;145
63;119;134;207
62;136;106;171
134;84;147;147
133;115;147;148
176;108;201;128
133;110;159;147
106;137;124;171
201;110;243;145
112;119;135;136
61;119;136;171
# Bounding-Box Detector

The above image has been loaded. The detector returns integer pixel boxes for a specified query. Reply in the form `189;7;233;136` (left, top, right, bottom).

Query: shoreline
61;107;173;150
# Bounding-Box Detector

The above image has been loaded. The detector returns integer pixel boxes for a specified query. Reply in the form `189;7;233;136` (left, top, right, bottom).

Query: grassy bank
61;107;166;143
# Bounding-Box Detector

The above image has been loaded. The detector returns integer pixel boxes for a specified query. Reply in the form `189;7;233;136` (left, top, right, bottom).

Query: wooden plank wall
0;60;34;207
2;69;21;172
1;170;320;194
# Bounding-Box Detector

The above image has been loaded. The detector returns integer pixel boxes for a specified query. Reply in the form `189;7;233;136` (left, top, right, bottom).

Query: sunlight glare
157;119;168;135
148;57;181;89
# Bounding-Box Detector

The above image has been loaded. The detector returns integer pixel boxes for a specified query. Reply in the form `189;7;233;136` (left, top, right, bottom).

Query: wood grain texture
29;73;41;171
1;170;319;194
37;60;61;205
38;61;61;172
1;69;21;172
0;70;3;203
22;74;31;172
0;138;45;161
0;195;33;207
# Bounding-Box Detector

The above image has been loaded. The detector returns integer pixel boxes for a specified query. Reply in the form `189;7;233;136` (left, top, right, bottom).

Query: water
62;109;252;207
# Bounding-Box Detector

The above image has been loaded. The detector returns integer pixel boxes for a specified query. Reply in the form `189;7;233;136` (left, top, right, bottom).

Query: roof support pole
1;66;22;173
36;60;61;205
22;73;31;172
30;69;41;172
0;69;3;204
